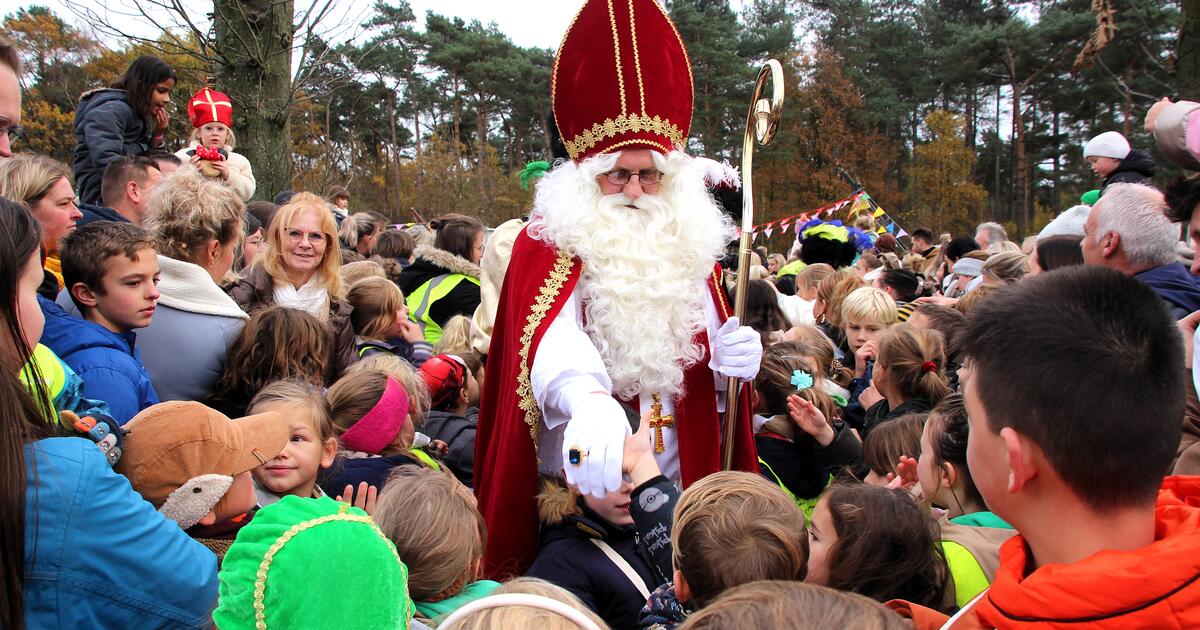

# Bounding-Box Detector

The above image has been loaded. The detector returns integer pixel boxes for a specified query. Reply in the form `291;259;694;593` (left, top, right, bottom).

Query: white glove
562;393;631;499
712;316;763;381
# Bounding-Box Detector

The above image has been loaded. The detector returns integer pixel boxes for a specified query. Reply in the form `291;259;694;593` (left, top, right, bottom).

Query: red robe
475;228;759;579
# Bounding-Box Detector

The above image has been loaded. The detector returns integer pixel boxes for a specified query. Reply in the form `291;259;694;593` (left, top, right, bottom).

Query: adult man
476;0;762;578
974;221;1007;252
1082;183;1200;318
0;37;21;160
78;156;163;227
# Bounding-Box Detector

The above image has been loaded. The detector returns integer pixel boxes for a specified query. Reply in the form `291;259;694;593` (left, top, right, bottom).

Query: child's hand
153;107;169;135
622;411;660;487
859;383;884;409
431;439;449;457
854;341;876;377
337;482;378;516
211;158;229;180
885;455;921;499
787;394;836;446
400;320;424;344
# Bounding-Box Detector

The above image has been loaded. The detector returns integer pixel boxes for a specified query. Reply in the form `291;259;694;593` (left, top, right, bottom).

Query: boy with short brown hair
40;220;160;423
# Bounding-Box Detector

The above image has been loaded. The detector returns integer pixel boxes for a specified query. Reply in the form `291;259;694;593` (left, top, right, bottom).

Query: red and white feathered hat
187;87;233;129
552;0;693;162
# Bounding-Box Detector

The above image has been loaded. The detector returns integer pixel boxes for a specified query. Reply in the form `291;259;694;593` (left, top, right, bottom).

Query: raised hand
337;481;378;515
787;394;836;446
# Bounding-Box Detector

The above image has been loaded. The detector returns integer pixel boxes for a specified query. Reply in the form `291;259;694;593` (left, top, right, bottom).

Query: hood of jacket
1136;262;1200;314
976;476;1200;627
39;295;137;360
75;88;139;127
398;246;481;292
1109;149;1157;179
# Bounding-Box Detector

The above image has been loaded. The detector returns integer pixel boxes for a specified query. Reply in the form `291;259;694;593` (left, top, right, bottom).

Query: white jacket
174;143;256;201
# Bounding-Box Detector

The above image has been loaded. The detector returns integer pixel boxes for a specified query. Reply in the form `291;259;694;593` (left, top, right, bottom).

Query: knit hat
213;495;415;630
420;354;468;411
116;401;287;529
952;257;985;278
1083;131;1131;160
188;87;233;129
338;376;410;453
1038;204;1091;241
1080;189;1101;206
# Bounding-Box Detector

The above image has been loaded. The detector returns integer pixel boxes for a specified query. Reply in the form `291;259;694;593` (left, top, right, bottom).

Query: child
863;323;950;439
42;220;160;424
175;86;256;200
116;400;288;559
812;271;863;351
861;413;925;486
784;262;834;326
1083;130;1155;191
435;314;475;355
213;495;416;630
420;353;482;486
743;279;789;345
806;484;947;610
245;379;337;506
319;368;436;494
348;275;432;367
341;259;385;286
678;581;909;629
374;466;501;624
894;266;1200;628
753;342;861;507
207;306;328;418
438;577;610;630
782;324;855;405
914;394;1015;608
839;286;897;431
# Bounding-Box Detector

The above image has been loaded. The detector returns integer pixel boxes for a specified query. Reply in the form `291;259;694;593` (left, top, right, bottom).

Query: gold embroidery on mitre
517;250;576;441
628;0;646;115
564;112;686;160
597;138;671;157
606;0;628;114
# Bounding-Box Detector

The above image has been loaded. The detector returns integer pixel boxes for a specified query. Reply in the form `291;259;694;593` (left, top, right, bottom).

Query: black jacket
862;397;934;442
397;245;481;329
73;89;155;206
527;501;658;630
756;420;862;500
1102;149;1156;190
422;407;478;487
317;452;422;495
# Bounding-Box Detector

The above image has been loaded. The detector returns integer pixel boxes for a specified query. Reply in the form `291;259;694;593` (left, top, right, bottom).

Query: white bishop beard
528;150;738;401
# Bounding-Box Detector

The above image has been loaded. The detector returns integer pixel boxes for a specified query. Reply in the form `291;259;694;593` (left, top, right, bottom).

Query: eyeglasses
285;228;326;244
601;168;662;186
0;118;23;143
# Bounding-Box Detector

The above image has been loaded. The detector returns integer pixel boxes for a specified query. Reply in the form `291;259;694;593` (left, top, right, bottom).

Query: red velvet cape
474;228;759;579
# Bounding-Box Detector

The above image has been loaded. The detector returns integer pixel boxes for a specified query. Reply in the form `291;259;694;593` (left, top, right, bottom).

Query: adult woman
397;213;483;344
228;192;355;383
0;196;216;628
1028;234;1084;276
73;55;176;206
339;211;387;257
0;154;82;296
140;171;249;401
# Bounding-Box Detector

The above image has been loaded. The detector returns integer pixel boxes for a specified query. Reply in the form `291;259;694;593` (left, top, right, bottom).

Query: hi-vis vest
405;273;480;345
19;343;66;423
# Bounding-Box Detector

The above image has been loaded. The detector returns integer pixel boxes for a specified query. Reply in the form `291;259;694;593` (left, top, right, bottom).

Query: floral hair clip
791;370;814;391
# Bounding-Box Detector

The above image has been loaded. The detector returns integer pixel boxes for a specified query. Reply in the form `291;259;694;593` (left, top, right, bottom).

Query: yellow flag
876;225;887;234
873;206;885;218
851;194;871;215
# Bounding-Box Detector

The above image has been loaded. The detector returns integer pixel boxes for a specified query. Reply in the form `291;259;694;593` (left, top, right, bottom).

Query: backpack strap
589;539;651;600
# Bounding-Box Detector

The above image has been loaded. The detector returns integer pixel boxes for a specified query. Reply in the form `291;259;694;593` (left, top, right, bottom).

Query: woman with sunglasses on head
397;213;484;345
228;192;356;384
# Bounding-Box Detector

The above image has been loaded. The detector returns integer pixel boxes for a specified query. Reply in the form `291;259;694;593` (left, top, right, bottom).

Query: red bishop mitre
187;87;233;129
552;0;693;162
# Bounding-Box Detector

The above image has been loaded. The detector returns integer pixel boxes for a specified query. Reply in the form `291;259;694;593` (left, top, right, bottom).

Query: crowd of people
6;0;1200;626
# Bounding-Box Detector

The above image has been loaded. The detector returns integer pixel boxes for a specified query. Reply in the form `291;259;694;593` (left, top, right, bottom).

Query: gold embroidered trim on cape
712;267;731;318
564;112;686;160
252;508;408;629
518;250;576;441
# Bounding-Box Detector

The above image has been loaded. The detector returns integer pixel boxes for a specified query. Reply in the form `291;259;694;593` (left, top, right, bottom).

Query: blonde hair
441;578;609;630
339;212;382;250
672;471;808;607
784;324;853;388
955;283;999;316
248;379;334;443
678;580;908;630
347;276;405;340
341;259;385;287
841;287;897;326
344;355;431;421
0;153;71;209
796;263;834;293
818;272;865;330
374;466;485;602
187;122;236;148
145;169;244;265
259;192;345;299
981;251;1028;284
435;315;474;355
876;323;950;406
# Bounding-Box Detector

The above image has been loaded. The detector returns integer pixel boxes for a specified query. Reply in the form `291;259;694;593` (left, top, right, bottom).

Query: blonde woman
0;154;82;294
140;170;249;401
228;191;355;383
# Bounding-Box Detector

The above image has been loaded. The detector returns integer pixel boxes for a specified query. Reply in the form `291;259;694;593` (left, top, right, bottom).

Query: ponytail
878;324;950;407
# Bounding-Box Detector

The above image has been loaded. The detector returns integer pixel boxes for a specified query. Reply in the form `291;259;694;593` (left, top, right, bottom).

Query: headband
437;594;602;630
339;377;410;453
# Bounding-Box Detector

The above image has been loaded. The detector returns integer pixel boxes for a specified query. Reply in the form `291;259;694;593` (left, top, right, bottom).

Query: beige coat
174;143;256;201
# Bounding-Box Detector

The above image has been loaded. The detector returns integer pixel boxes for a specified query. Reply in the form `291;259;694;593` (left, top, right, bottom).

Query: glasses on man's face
285;228;325;245
0;118;23;143
601;168;662;186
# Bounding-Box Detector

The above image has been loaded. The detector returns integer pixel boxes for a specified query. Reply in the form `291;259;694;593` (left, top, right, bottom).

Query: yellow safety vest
405;273;480;345
18;343;66;423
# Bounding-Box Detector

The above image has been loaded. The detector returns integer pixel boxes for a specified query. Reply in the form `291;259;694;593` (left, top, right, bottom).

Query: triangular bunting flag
876;225;887;235
873;206;886;218
764;227;775;239
897;228;909;238
886;222;896;234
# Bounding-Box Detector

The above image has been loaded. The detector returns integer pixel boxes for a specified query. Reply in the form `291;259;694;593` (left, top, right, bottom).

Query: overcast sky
26;0;588;51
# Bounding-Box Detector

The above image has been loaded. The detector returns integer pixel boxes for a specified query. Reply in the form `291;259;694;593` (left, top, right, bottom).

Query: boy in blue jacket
42;220;160;424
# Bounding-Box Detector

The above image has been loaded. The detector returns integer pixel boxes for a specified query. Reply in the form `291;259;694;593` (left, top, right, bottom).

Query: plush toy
63;409;126;466
191;145;228;178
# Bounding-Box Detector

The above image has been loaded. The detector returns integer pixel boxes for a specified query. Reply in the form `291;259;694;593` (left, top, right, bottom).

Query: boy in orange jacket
890;265;1200;628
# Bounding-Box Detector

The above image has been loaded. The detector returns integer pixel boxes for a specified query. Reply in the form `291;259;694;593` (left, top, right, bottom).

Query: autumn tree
908;110;987;236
